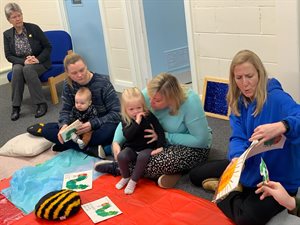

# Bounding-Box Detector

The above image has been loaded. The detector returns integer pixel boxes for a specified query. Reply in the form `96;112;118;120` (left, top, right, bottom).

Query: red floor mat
0;193;24;225
1;175;234;225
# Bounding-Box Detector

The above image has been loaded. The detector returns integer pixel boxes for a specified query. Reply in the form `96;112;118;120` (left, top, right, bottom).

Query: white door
98;0;152;92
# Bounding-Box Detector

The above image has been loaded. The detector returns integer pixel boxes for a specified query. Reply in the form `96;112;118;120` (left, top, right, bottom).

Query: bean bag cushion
35;189;81;220
0;133;52;157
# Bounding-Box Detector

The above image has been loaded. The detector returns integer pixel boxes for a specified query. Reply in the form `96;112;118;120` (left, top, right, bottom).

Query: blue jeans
42;122;117;155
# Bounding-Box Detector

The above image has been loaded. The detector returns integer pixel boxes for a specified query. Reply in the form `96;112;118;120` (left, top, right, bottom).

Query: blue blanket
1;150;103;214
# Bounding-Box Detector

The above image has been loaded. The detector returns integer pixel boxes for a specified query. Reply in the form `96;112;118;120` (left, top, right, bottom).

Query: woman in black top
3;2;51;120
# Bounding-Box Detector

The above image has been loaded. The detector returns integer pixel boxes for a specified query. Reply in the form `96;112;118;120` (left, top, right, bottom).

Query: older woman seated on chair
3;2;51;121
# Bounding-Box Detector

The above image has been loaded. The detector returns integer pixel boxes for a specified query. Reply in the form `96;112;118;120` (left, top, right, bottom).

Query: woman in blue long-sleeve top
189;49;300;225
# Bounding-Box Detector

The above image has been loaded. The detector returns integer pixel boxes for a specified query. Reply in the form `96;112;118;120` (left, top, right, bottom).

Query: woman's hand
249;122;286;144
144;124;158;144
151;147;163;156
58;124;68;144
24;56;39;65
255;181;296;211
112;142;121;161
24;57;32;65
76;121;91;135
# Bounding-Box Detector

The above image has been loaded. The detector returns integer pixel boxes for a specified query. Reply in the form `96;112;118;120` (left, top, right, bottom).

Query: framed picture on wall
202;76;230;120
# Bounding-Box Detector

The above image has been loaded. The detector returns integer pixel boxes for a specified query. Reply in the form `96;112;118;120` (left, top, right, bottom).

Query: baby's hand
151;147;163;156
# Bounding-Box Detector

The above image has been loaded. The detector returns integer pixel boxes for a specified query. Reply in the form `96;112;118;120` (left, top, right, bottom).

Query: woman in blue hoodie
189;50;300;225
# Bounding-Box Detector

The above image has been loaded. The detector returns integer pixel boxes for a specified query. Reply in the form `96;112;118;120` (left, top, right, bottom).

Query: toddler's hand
135;112;145;124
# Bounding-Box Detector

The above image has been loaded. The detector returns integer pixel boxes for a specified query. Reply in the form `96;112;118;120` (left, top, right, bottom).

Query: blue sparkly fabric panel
204;81;229;116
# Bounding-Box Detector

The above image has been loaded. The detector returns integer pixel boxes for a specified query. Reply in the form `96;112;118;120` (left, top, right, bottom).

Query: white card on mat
62;170;93;192
81;196;122;223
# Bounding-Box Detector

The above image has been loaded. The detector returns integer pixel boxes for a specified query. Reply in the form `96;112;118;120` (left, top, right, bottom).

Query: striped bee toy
35;189;81;220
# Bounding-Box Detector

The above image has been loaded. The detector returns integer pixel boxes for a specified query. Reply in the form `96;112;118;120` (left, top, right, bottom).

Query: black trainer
94;160;120;176
51;144;69;152
86;145;106;159
27;123;45;136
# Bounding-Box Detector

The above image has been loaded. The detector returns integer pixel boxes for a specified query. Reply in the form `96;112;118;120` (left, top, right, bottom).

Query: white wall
186;0;300;101
0;0;66;84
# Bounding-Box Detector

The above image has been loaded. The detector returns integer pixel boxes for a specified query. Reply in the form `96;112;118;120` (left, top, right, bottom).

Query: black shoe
51;144;69;152
27;123;45;137
11;107;20;121
86;145;106;159
35;103;48;118
94;160;120;176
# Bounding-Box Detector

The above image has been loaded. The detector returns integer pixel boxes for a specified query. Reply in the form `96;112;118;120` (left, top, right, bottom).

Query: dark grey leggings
115;145;210;179
117;147;152;182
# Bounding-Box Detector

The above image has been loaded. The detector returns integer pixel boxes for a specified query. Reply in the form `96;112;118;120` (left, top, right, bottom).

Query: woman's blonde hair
147;73;187;115
227;50;268;116
63;53;87;87
64;53;86;72
121;87;148;126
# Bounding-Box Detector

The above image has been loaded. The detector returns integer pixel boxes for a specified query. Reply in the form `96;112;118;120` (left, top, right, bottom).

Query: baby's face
75;94;91;111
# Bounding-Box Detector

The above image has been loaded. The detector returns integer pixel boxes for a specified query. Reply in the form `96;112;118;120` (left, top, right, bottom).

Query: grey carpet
0;83;63;147
0;82;230;200
175;116;230;200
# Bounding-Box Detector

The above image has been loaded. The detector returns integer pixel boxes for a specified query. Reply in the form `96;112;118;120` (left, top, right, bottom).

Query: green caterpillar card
62;170;93;192
82;196;122;223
